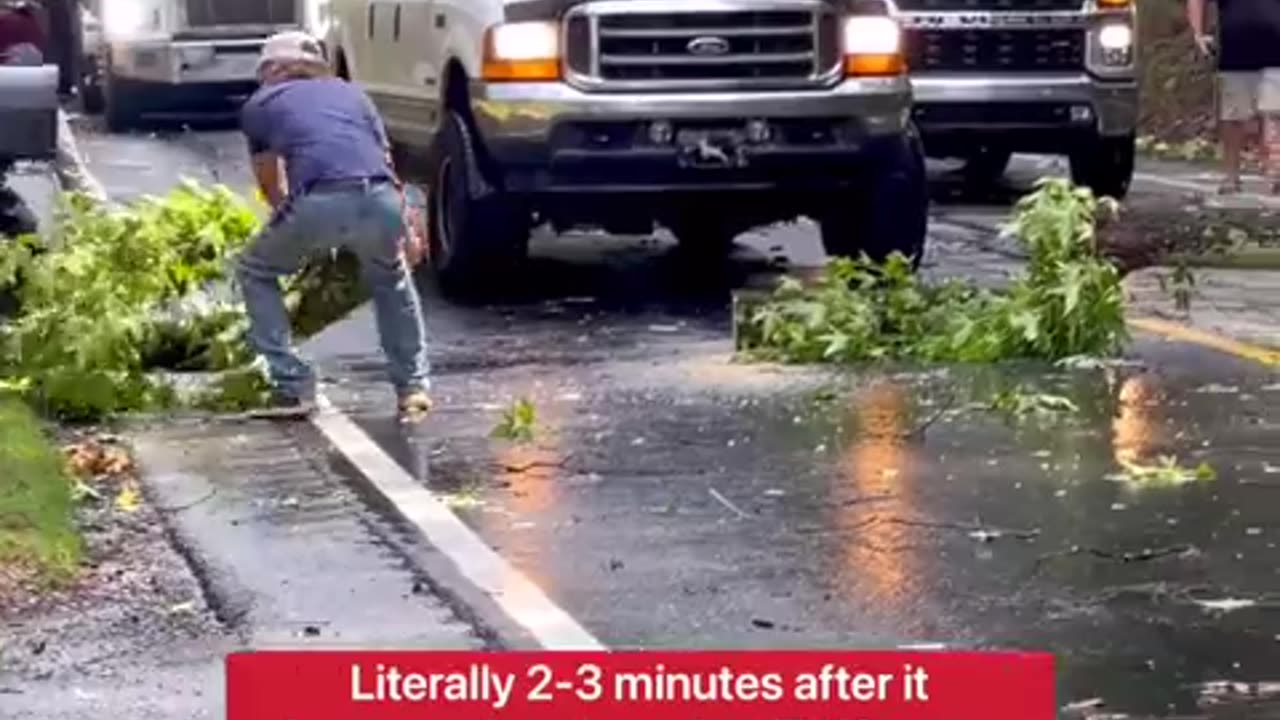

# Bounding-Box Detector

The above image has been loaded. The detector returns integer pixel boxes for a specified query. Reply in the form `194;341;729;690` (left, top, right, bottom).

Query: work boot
248;390;318;420
398;390;433;423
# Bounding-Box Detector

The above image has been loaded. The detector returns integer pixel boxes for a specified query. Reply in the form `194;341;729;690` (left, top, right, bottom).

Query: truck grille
185;0;296;27
566;4;840;91
896;0;1081;9
905;29;1085;72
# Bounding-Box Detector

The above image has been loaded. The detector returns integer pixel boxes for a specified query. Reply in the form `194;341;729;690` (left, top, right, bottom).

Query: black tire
427;110;529;301
103;67;142;133
1070;134;1135;201
819;127;929;267
79;64;105;115
962;147;1012;185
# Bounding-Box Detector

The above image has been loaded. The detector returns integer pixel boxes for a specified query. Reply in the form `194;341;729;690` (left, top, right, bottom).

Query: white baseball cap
257;30;326;72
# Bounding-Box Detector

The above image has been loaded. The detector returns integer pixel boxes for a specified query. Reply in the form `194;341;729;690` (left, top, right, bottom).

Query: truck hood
505;0;872;21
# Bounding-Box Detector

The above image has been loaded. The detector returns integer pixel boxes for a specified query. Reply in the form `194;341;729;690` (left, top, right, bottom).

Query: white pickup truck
325;0;932;300
82;0;331;130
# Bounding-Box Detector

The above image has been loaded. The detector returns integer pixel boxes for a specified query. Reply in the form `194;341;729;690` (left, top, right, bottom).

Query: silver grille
185;0;296;27
565;1;841;91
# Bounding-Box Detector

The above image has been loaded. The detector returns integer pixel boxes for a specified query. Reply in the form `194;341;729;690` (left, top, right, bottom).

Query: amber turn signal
844;53;905;77
1096;0;1131;8
481;58;561;81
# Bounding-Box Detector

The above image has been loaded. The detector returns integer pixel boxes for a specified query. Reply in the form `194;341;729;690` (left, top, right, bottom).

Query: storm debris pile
0;184;366;420
736;179;1128;364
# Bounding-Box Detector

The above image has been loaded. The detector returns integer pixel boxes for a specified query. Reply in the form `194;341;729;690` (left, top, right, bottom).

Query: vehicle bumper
910;73;1138;153
469;78;913;194
107;38;264;86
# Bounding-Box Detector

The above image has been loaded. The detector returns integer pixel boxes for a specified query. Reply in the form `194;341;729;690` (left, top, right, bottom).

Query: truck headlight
842;16;904;77
1097;22;1133;66
101;0;149;38
483;22;561;81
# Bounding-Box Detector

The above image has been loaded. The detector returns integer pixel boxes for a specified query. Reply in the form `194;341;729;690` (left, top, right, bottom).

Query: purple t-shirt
241;77;393;197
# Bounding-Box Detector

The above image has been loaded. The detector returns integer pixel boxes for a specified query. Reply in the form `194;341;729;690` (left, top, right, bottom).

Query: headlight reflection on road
1112;374;1163;468
837;381;918;603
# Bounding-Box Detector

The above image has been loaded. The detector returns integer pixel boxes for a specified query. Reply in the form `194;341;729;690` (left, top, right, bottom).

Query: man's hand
400;185;429;268
1195;33;1216;57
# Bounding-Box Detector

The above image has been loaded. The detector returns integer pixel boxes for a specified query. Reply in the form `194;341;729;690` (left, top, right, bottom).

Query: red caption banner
227;650;1054;720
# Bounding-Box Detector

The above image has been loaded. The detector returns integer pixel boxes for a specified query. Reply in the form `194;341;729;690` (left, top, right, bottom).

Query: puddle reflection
1113;374;1165;468
836;381;919;603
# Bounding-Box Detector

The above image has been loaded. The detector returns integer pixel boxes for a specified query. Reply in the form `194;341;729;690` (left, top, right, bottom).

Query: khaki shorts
1220;69;1280;121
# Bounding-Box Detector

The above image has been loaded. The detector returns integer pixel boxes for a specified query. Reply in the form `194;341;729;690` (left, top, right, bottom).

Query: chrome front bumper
107;38;264;85
910;73;1139;138
470;77;913;163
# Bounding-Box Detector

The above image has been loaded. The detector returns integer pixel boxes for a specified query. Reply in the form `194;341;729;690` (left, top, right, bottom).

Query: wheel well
442;59;470;115
334;48;351;80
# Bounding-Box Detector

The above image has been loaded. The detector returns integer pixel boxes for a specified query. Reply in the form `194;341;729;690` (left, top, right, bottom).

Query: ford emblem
686;36;731;56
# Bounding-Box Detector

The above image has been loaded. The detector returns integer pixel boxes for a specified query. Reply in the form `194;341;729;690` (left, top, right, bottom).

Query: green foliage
492;398;538;442
0;395;81;583
193;363;274;413
1157;255;1197;314
1109;455;1217;487
990;387;1080;417
0;183;374;421
0;183;262;420
737;178;1130;364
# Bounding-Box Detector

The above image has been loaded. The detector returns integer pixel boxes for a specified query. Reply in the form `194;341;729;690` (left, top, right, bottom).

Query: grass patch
0;395;81;586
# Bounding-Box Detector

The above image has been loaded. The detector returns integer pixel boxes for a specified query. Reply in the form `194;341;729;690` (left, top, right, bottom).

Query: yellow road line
1128;316;1280;367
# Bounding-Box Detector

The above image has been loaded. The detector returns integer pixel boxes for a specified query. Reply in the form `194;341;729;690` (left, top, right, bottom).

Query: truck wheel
103;69;141;133
79;66;104;115
962;147;1012;185
1070;134;1135;201
427;110;529;301
819;129;929;268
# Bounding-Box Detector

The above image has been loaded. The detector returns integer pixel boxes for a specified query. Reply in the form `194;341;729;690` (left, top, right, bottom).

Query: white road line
310;393;606;651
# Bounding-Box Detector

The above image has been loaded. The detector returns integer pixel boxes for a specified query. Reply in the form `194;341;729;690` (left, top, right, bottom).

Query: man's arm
251;152;286;210
1187;0;1212;54
241;98;286;208
359;91;397;173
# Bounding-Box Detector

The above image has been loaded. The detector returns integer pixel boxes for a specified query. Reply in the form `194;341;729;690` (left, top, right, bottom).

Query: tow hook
677;131;748;169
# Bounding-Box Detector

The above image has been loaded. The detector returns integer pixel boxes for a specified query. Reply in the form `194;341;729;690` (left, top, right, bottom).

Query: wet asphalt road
31;114;1280;717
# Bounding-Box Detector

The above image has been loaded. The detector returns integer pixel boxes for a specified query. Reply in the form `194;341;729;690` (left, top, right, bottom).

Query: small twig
839;493;896;507
708;488;750;520
900;394;959;440
884;516;1041;541
1033;544;1193;575
155;489;217;513
496;453;575;474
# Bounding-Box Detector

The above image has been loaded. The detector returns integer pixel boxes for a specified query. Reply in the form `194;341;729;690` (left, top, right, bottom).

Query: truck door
391;0;437;148
351;0;398;105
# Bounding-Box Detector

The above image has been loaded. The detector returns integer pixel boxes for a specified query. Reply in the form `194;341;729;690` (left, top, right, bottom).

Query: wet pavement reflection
320;262;1280;717
49;118;1280;717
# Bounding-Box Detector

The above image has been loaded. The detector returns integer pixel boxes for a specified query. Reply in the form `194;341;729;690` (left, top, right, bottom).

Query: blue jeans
236;183;429;400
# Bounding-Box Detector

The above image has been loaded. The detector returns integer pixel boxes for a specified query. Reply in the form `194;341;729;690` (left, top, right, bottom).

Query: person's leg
1218;71;1259;192
1259;68;1280;193
344;185;431;408
235;200;321;406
